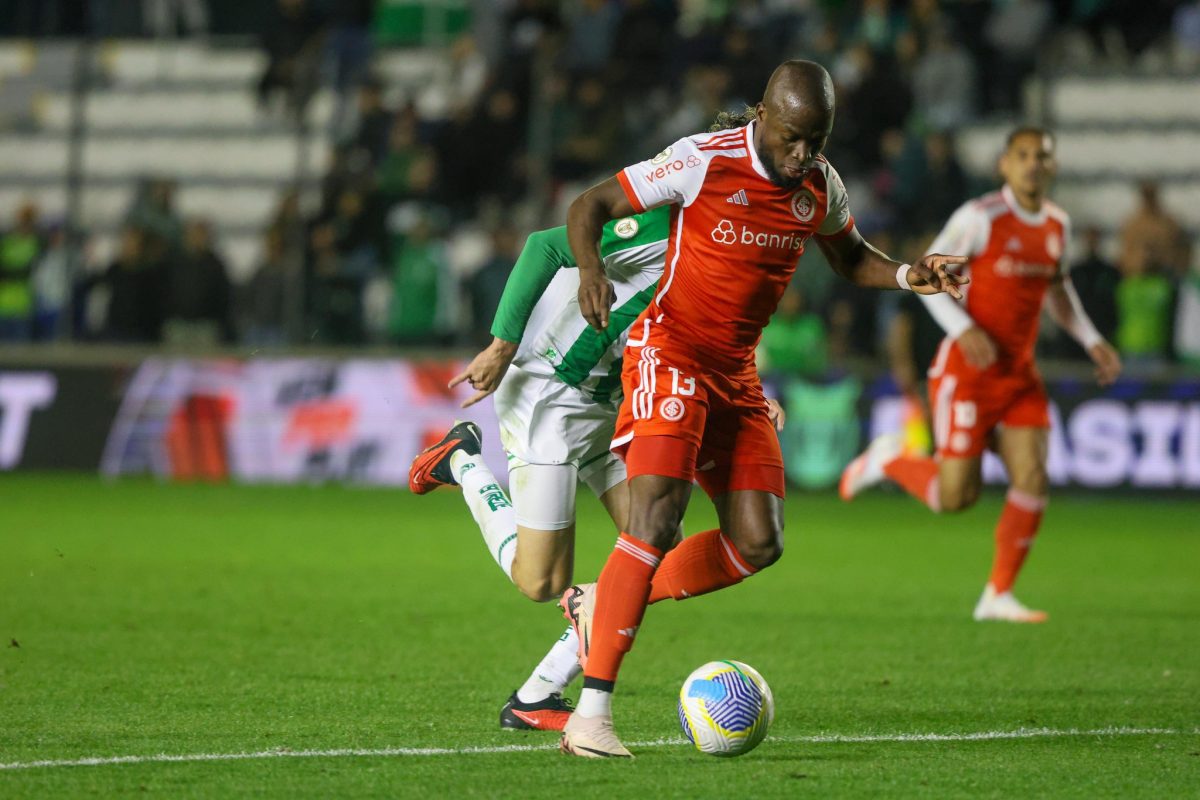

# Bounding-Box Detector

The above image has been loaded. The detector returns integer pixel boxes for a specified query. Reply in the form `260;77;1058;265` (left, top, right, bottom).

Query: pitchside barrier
1;351;1198;491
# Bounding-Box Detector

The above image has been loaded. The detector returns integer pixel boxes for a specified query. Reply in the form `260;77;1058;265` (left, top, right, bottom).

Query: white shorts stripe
633;346;659;421
927;338;952;379
646;348;659;419
627;317;652;347
633;347;654;421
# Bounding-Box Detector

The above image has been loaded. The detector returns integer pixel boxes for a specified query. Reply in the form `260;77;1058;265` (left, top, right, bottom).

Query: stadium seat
1050;78;1200;125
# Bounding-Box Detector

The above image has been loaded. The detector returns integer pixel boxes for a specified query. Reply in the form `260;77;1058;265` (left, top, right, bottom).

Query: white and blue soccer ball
677;660;774;757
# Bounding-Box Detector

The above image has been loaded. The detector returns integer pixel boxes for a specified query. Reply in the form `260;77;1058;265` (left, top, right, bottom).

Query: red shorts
927;341;1050;459
611;333;785;499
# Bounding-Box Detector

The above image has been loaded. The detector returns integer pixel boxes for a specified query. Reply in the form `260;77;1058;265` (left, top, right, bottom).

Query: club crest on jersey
651;147;673;164
791;190;817;222
659;397;686;422
1046;232;1062;260
613;217;640;239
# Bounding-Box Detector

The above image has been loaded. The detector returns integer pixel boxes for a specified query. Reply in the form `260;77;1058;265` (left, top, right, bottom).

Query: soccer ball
677;660;774;757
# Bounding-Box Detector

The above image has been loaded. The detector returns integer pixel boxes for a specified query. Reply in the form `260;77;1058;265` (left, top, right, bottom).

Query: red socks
989;489;1046;593
883;455;941;511
584;533;662;684
882;450;1046;592
648;529;757;603
585;531;764;686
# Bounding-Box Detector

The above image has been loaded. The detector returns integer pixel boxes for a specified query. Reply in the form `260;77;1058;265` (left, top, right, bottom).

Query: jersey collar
745;120;771;181
1001;184;1048;226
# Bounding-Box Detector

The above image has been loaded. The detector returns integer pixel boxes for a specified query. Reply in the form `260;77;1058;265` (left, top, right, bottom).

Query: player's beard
762;157;807;190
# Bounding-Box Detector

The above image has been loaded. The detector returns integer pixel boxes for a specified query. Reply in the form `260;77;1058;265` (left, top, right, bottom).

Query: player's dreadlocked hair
709;106;756;132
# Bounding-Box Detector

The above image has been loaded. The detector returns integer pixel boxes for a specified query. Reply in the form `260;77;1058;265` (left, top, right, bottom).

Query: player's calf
626;474;692;552
510;524;575;602
513;569;569;603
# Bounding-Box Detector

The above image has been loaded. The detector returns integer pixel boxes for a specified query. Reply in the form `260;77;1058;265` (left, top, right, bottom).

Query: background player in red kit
841;128;1122;623
556;60;969;758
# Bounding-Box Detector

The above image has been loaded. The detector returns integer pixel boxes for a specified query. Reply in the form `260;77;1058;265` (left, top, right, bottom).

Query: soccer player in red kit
556;60;968;758
841;128;1122;622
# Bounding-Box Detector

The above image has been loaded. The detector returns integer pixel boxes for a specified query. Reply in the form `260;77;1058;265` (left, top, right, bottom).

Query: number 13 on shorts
668;366;696;396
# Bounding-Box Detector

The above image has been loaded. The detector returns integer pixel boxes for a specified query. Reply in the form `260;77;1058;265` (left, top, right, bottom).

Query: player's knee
732;523;784;569
1009;466;1048;498
939;483;980;513
740;537;783;569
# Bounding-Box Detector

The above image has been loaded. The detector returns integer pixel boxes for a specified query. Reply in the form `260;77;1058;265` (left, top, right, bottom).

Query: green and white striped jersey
490;207;670;403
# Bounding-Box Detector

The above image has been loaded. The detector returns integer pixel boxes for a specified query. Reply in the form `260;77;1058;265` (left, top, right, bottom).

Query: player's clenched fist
578;266;616;331
907;254;970;300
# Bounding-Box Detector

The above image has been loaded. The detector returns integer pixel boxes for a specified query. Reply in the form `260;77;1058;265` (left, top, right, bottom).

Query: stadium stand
0;2;1195;352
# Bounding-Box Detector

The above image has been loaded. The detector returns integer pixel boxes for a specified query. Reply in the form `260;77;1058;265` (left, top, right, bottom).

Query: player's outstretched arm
568;177;637;331
1045;276;1122;386
816;226;968;299
490;226;575;345
449;227;579;408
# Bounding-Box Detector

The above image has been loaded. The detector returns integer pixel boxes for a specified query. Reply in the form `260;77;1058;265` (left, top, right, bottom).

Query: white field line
0;726;1193;772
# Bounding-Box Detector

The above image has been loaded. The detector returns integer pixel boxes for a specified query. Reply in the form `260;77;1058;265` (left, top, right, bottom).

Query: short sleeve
616;137;710;212
816;163;853;237
926;201;990;262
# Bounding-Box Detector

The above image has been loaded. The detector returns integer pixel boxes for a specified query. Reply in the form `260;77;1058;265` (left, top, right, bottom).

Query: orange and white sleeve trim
616;170;646;213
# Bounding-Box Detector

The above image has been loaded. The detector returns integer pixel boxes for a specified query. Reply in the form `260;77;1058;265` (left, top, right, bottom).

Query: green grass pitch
1;475;1197;798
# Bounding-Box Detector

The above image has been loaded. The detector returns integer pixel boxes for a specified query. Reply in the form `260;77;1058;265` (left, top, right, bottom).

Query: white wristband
896;263;913;291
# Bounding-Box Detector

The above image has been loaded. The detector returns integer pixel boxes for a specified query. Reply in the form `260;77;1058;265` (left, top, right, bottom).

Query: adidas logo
1006;236;1022;252
726;189;749;206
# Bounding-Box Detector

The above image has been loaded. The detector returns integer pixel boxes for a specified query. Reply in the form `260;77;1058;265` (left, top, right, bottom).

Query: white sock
451;451;517;580
516;627;581;703
576;687;612;718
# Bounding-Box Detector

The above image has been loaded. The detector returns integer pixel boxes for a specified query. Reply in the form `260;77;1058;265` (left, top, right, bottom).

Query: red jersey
616;121;854;373
926;185;1071;368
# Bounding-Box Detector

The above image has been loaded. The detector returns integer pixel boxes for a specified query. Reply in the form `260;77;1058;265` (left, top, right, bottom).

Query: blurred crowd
0;0;1196;370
